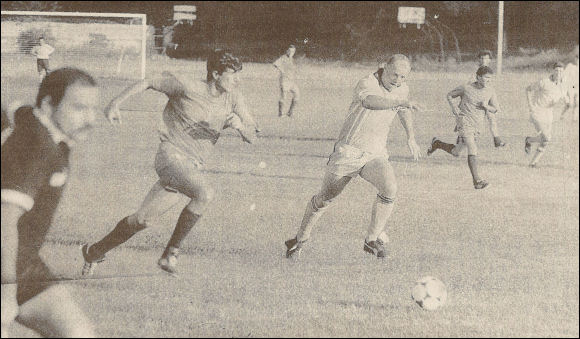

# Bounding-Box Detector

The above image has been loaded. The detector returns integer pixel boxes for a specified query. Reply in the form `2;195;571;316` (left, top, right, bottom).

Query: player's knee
186;186;214;213
131;212;155;229
378;181;397;198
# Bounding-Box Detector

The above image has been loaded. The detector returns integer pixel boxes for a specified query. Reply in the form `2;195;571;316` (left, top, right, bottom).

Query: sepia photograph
1;1;578;337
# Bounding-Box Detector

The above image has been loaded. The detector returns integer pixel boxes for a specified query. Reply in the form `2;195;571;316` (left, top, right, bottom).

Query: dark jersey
1;106;70;300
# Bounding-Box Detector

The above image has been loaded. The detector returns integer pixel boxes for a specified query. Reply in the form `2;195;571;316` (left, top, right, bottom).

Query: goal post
1;10;147;79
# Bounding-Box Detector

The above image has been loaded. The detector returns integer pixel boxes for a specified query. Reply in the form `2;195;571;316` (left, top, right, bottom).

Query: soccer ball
411;276;447;311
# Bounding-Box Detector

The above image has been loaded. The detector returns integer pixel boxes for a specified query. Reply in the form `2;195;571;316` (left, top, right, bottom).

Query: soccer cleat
494;137;506;148
524;137;532;154
158;247;179;275
81;244;105;277
427;137;438;156
285;237;305;259
473;180;489;190
364;239;387;258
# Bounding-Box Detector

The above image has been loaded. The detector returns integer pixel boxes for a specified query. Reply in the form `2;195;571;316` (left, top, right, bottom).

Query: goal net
1;11;147;79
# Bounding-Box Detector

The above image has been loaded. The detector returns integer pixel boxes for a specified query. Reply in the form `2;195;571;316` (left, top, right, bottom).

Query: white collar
33;109;75;147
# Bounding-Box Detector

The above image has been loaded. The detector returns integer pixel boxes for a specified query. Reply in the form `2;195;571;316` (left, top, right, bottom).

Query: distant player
524;62;567;167
30;37;55;81
273;45;299;117
562;48;579;121
1;68;99;337
427;66;500;189
81;50;259;276
473;50;506;147
285;54;422;259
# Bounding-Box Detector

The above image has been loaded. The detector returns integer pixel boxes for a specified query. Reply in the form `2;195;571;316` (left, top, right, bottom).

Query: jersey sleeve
149;72;187;98
356;76;383;101
225;91;252;130
1;118;50;212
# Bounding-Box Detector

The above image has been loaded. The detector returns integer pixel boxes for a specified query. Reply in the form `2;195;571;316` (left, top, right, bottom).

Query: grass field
1;60;579;337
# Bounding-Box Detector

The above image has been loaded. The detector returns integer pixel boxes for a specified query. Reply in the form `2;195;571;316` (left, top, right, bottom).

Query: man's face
39;39;45;45
381;60;411;90
51;83;99;142
286;47;296;58
476;73;493;88
215;68;241;93
479;55;491;67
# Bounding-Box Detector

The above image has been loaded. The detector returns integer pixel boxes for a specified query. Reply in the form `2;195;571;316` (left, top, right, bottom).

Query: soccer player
30;37;55;81
562;48;579;121
273;44;299;117
473;50;506;147
284;54;422;259
427;66;500;189
81;50;259;276
1;68;99;337
524;62;567;167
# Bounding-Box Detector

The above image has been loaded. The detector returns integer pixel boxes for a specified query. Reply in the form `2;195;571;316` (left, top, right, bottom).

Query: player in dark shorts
1;68;99;337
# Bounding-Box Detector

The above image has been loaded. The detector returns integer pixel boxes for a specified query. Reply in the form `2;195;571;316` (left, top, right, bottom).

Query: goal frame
1;10;147;79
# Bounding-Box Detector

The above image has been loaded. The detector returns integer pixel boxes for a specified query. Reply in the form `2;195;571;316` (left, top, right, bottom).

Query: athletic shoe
524;137;532;154
427;137;438;156
158;247;179;275
364;239;387;258
81;244;105;277
285;237;305;259
473;180;489;189
494;137;506;148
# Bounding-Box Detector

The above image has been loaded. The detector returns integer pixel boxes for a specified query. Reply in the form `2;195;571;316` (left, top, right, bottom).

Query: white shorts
326;143;388;178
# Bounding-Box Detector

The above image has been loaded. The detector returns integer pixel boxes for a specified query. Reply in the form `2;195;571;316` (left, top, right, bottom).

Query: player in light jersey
476;50;506;147
2;68;99;337
524;62;567;167
427;66;499;189
273;45;299;117
81;50;259;276
284;54;422;259
562;48;578;121
30;37;55;81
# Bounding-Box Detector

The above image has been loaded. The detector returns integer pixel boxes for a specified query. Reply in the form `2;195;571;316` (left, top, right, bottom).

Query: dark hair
206;49;242;81
478;49;493;58
288;44;296;49
476;65;494;77
36;68;97;108
552;61;564;69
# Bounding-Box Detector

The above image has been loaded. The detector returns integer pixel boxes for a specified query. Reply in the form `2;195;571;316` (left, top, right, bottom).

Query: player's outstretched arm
105;73;184;124
484;92;500;114
362;95;413;111
447;87;463;116
1;203;26;336
397;108;422;161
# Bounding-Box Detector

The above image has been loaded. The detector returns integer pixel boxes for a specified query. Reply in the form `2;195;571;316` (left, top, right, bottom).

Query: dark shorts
37;59;50;73
16;254;55;305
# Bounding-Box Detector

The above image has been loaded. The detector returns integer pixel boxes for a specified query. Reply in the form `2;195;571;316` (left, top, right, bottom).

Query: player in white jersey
273;45;299;117
284;54;422;259
561;48;579;121
30;37;55;82
81;50;259;275
524;62;567;167
427;66;499;189
476;50;507;147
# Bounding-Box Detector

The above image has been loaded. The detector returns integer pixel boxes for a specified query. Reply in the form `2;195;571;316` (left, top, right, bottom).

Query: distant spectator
562;47;579;121
30;37;55;82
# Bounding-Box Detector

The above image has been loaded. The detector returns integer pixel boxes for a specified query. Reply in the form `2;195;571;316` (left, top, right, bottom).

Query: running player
285;54;422;259
463;50;506;147
30;37;55;81
427;66;499;189
273;44;299;117
81;50;259;276
524;62;567;167
2;68;99;337
562;48;579;121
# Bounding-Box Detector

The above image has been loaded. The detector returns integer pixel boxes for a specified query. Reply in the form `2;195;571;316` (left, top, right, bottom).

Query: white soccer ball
411;276;447;311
